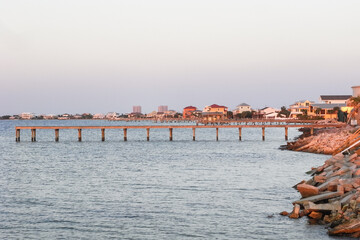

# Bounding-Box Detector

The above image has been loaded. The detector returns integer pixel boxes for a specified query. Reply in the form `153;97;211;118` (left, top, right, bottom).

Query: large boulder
297;184;319;198
289;204;301;219
328;219;360;236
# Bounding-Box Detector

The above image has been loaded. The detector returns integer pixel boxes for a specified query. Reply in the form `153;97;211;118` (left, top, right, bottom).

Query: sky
1;0;360;115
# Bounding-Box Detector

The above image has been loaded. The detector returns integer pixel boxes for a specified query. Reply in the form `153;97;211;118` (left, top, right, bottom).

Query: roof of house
210;104;227;108
320;95;352;101
311;103;346;109
183;106;197;110
237;103;250;107
260;107;278;110
292;100;315;104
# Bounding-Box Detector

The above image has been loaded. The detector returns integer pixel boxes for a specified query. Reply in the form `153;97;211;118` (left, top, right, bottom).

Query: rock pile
283;152;360;237
286;127;353;155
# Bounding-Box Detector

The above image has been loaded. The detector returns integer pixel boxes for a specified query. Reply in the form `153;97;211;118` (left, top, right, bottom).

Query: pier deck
15;122;346;142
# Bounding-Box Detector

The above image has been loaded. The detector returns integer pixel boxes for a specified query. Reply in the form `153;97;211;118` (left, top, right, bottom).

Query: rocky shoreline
283;126;355;155
282;151;360;237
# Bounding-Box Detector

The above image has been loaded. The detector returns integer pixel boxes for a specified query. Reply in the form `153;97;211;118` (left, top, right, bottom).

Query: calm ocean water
0;120;343;239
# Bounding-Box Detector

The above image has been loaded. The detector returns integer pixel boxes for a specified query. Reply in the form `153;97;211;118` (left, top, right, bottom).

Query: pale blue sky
1;0;359;115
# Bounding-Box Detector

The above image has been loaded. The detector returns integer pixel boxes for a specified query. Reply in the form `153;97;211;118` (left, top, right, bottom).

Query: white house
233;103;251;115
289;100;314;118
260;107;281;119
319;95;352;104
19;112;34;119
105;112;118;119
93;113;105;119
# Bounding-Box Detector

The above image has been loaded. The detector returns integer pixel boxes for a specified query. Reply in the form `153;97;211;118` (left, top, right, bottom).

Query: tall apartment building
158;105;168;112
133;106;142;113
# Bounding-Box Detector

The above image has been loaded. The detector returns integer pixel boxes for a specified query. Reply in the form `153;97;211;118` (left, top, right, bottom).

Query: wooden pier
15;123;345;142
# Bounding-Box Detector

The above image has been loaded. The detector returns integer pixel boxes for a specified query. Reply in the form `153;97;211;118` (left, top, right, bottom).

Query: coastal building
133;106;142;113
183;106;197;119
352;86;360;97
233;103;251;115
202;104;228;121
146;111;157;118
158;105;168;112
58;114;70;120
73;114;82;119
289;100;314;118
319;95;352;104
19;112;34;120
128;112;144;118
257;107;281;119
308;103;348;119
202;112;225;121
93;113;105;119
203;104;228;114
343;86;360;125
105;112;118;119
43;114;55;120
164;110;177;117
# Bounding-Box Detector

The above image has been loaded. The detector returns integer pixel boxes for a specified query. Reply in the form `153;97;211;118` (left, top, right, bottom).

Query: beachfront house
233;103;251;115
289;100;314;118
183;106;197;119
308;103;347;119
106;112;119;119
259;107;281;119
19;112;34;120
93;113;105;119
319;95;352;104
202;104;228;121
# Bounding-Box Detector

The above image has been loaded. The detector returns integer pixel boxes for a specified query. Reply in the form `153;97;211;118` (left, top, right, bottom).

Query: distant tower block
133;106;142;113
158;105;168;112
352;86;360;97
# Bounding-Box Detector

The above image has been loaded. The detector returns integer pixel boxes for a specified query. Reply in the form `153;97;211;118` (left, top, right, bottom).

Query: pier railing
15;122;346;142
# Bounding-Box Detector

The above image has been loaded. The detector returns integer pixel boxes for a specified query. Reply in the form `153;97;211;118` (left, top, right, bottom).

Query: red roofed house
202;104;228;121
183;106;197;119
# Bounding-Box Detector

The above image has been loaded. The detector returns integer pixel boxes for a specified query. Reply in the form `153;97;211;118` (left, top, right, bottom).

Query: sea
0;120;349;239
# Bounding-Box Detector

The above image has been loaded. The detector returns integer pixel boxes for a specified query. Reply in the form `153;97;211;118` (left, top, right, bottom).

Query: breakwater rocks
282;153;360;238
284;126;354;155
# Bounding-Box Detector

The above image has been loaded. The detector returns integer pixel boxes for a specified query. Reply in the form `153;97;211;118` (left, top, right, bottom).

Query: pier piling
285;127;288;141
55;129;59;142
262;127;265;141
16;129;20;142
124;128;127;141
169;128;173;141
78;129;82;142
310;128;314;135
193;128;195;141
216;128;219;141
147;128;150;141
101;128;105;141
239;128;242;141
31;129;36;142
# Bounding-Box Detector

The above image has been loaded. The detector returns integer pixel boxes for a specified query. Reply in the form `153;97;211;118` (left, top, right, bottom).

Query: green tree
241;111;253;118
315;108;322;115
278;106;290;117
1;115;11;119
301;109;308;115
